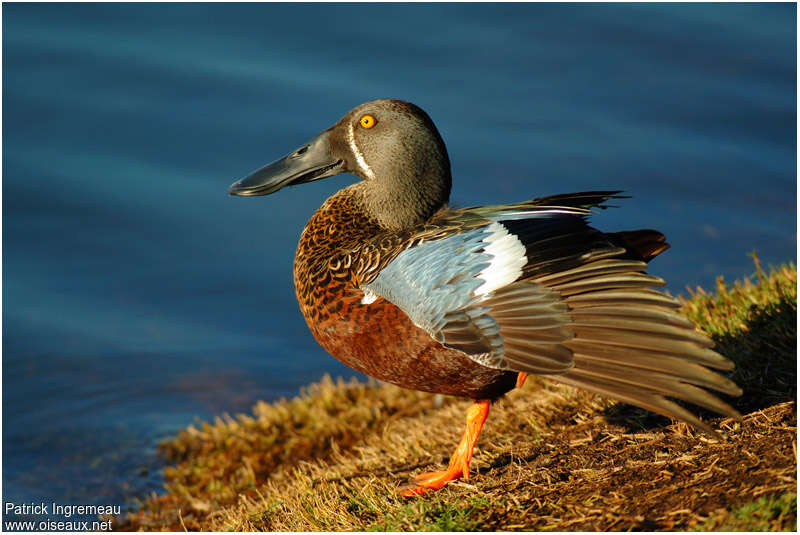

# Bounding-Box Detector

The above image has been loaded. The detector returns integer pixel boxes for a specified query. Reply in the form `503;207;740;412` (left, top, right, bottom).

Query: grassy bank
120;260;796;531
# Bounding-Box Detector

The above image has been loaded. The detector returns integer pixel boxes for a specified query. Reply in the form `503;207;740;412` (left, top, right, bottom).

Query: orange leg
516;372;528;389
400;399;491;497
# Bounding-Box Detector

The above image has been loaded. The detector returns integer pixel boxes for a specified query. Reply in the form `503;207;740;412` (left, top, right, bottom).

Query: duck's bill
228;129;345;196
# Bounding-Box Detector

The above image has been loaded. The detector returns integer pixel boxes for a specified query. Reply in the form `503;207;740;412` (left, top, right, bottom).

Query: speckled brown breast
293;185;516;400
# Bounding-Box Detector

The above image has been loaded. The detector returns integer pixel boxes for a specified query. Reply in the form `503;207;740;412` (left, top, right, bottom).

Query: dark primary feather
538;259;741;436
501;226;739;434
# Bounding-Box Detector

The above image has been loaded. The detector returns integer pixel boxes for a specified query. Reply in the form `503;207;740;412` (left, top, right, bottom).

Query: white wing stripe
474;222;527;297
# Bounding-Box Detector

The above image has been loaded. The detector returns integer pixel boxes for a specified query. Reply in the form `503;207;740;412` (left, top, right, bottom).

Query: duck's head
229;99;452;230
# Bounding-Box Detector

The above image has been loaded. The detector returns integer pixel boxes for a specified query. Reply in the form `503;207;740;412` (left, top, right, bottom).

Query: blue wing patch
362;225;508;368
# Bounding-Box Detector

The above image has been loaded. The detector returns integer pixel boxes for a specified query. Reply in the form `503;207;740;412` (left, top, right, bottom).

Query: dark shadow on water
603;291;797;433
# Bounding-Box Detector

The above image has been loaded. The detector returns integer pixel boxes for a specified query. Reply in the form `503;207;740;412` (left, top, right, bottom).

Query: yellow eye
360;114;376;129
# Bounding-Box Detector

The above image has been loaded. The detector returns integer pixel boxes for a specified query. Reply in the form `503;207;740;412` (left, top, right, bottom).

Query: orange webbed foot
399;469;462;497
399;399;490;498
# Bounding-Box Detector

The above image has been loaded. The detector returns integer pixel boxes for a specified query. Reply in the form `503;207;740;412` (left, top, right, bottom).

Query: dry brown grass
119;260;796;531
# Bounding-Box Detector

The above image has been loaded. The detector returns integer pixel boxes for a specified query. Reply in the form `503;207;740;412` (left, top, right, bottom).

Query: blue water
2;2;796;518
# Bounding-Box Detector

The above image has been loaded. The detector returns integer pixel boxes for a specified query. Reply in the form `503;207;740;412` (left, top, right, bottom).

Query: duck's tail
607;229;670;262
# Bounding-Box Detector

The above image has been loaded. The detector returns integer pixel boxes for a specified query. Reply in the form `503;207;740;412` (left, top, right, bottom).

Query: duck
229;99;741;496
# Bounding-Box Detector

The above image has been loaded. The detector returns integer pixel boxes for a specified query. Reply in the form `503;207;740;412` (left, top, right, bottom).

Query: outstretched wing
362;192;627;373
360;191;741;435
